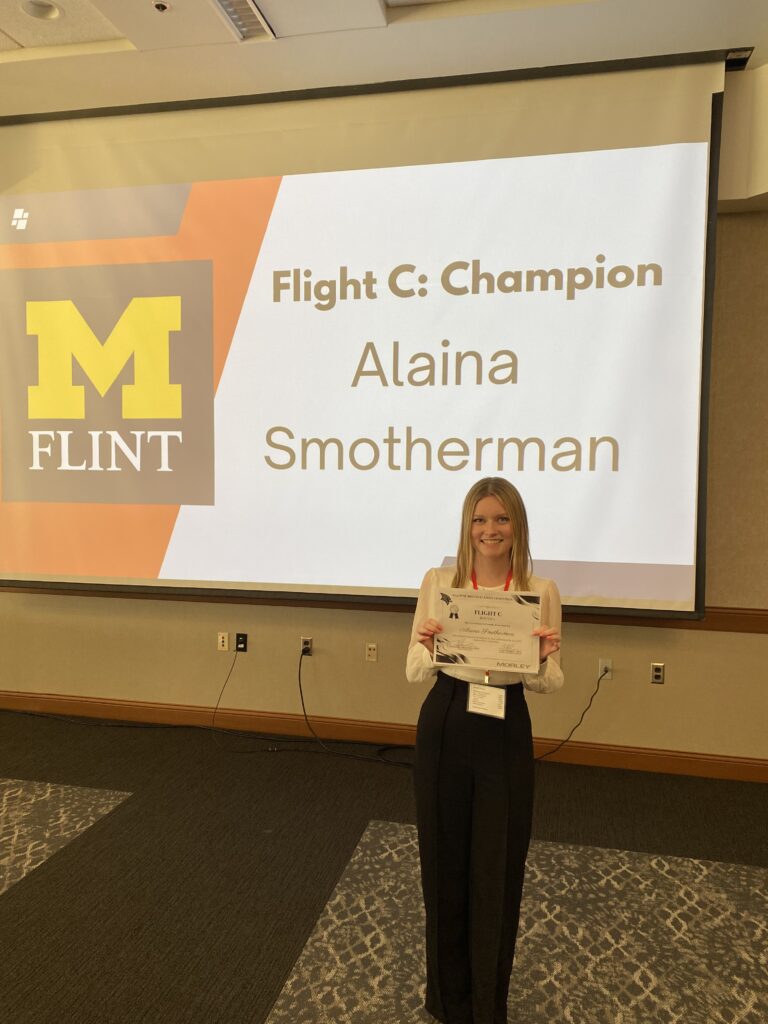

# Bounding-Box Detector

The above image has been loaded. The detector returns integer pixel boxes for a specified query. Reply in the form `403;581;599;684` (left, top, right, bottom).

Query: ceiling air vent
214;0;274;40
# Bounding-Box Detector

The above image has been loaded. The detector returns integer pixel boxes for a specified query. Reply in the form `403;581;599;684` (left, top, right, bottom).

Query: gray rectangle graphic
1;184;191;245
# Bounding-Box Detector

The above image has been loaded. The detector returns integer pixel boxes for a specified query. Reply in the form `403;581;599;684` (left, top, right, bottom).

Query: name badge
467;682;506;719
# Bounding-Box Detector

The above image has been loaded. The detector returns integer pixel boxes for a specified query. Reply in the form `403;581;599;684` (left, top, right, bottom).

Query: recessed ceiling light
21;0;61;19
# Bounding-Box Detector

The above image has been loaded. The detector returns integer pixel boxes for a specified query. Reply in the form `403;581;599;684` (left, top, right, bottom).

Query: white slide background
161;144;709;599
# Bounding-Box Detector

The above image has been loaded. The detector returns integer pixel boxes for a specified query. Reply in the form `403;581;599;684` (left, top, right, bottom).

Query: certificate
433;588;541;674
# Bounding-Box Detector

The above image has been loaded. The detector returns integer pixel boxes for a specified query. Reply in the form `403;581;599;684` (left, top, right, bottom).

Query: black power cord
535;665;609;762
211;649;240;730
206;646;412;769
294;650;411;770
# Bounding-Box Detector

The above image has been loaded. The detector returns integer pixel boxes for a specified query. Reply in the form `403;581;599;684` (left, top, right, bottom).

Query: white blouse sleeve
406;569;441;686
522;577;565;694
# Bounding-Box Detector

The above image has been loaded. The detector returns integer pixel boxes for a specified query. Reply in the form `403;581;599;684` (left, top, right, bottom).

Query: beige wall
1;217;767;765
3;64;721;193
1;588;766;760
706;213;768;609
1;64;763;203
720;64;768;203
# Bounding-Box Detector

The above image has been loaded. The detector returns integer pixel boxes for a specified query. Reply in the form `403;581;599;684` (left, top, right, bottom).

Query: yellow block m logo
27;296;182;419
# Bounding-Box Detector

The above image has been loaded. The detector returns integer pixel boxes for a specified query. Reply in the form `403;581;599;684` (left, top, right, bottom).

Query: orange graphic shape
0;176;282;580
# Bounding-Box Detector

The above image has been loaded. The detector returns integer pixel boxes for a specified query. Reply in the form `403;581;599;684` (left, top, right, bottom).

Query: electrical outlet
365;642;378;663
598;657;613;680
301;636;313;656
235;632;248;653
651;662;665;684
217;631;229;652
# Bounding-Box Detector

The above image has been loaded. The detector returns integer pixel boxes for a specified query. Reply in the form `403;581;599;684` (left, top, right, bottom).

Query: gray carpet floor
0;777;130;896
266;820;768;1024
0;709;766;1024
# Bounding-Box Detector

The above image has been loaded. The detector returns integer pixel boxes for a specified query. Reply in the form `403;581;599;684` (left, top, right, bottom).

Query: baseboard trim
532;737;768;782
0;690;417;747
0;690;765;783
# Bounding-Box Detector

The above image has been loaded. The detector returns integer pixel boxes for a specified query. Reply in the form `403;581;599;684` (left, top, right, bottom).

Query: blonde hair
452;477;532;590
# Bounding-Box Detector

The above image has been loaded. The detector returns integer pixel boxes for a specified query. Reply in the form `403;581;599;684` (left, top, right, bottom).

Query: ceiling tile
1;0;121;48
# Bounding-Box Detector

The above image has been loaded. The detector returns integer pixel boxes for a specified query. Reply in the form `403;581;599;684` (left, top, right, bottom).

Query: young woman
407;477;564;1024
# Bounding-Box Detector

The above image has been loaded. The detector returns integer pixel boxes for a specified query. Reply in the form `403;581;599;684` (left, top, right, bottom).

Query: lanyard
471;567;514;591
471;566;514;685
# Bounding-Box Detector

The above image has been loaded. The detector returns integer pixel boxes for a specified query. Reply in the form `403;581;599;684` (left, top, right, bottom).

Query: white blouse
406;565;564;694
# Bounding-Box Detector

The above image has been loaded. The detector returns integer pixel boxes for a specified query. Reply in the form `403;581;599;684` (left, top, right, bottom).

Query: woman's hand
416;618;443;655
533;625;561;663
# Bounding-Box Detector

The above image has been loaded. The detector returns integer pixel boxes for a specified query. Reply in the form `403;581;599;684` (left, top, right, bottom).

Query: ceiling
1;0;766;121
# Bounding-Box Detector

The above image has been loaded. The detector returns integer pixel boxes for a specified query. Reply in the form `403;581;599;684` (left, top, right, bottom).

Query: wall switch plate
217;631;229;652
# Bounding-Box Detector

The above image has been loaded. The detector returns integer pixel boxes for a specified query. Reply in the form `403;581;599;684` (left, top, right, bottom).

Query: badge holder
467;670;506;719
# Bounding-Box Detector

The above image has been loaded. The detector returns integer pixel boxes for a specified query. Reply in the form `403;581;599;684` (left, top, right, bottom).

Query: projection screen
0;61;724;611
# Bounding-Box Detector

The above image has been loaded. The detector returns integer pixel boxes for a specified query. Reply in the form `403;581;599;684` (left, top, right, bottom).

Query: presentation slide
0;142;710;610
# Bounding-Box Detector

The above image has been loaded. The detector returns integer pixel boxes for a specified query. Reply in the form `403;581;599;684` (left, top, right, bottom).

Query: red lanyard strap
471;567;514;591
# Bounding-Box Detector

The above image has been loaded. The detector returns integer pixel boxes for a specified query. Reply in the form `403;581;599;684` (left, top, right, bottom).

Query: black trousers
413;673;534;1024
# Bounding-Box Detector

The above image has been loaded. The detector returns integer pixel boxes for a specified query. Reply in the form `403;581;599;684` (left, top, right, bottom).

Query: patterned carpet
0;777;130;896
266;821;768;1024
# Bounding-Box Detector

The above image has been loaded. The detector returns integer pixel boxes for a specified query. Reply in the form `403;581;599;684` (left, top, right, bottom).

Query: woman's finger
532;626;560;640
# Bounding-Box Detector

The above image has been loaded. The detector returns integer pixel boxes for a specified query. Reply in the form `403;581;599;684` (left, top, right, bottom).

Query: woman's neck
472;556;512;588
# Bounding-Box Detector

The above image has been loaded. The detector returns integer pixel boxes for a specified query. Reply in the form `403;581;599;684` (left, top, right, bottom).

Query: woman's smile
470;495;514;561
